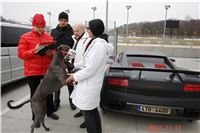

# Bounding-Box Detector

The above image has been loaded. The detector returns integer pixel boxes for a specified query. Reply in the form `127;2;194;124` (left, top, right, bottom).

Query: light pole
47;11;52;28
126;5;131;41
163;5;170;39
91;6;97;19
85;20;87;28
65;9;70;14
105;0;108;33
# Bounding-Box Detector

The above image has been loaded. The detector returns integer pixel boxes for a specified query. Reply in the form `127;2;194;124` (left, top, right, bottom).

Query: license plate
137;105;171;115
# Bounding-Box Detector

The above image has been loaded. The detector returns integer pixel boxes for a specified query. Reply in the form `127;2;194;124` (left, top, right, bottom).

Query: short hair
58;12;69;21
73;23;85;30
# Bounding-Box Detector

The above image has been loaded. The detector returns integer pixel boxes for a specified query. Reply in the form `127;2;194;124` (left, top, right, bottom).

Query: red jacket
18;29;54;76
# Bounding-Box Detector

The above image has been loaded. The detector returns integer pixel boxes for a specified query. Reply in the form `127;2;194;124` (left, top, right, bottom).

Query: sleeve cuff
73;72;80;82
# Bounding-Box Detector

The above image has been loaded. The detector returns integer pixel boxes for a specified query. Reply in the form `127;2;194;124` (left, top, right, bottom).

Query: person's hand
35;44;39;51
35;44;44;51
66;74;75;86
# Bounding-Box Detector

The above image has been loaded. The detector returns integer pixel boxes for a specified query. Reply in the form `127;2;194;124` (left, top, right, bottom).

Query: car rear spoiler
110;67;200;81
110;67;200;75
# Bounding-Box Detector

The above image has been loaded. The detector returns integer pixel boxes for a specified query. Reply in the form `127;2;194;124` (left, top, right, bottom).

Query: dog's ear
56;45;70;52
64;45;70;52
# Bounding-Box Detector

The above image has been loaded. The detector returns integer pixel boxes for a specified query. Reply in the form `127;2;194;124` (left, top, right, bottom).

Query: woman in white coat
66;19;108;133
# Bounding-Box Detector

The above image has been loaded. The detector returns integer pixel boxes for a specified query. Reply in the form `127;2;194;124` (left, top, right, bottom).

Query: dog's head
56;45;76;63
56;45;70;57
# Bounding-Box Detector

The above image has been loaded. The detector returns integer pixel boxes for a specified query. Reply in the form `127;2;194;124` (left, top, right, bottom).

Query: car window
4;26;31;47
1;27;6;47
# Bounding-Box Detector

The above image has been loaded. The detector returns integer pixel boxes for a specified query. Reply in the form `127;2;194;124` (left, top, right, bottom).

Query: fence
107;28;200;58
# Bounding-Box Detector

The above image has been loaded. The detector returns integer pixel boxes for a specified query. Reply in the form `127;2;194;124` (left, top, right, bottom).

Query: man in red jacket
18;13;59;128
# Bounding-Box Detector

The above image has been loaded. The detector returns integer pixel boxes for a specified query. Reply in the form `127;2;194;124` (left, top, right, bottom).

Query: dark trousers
27;76;54;120
82;108;102;133
54;85;74;105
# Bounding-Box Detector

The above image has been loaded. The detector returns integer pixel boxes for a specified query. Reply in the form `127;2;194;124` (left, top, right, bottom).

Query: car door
1;26;12;85
4;26;30;81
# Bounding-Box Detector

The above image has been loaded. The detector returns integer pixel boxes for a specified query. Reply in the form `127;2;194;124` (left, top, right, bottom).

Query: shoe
47;113;59;120
70;103;76;110
35;122;40;128
80;122;86;128
74;111;83;118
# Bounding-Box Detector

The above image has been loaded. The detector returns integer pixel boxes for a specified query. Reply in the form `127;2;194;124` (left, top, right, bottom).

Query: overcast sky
1;0;199;29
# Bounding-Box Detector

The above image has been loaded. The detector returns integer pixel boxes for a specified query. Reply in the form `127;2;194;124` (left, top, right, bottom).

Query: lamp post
85;20;87;28
126;5;131;41
47;11;52;28
91;6;97;19
65;9;70;14
163;5;170;39
105;0;108;33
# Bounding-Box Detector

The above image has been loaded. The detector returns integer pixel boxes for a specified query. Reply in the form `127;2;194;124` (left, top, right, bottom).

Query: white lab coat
72;32;91;63
71;38;112;110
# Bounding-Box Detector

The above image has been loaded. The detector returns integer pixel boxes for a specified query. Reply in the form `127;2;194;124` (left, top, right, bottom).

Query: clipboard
35;41;57;56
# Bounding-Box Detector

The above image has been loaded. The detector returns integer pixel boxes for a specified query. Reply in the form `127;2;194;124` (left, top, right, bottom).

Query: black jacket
51;24;74;48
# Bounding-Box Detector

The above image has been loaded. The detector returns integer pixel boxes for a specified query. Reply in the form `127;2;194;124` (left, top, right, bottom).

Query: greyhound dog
7;45;71;133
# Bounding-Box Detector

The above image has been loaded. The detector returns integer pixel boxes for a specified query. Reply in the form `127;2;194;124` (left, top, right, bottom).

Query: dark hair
88;19;105;36
98;34;108;42
58;12;69;21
